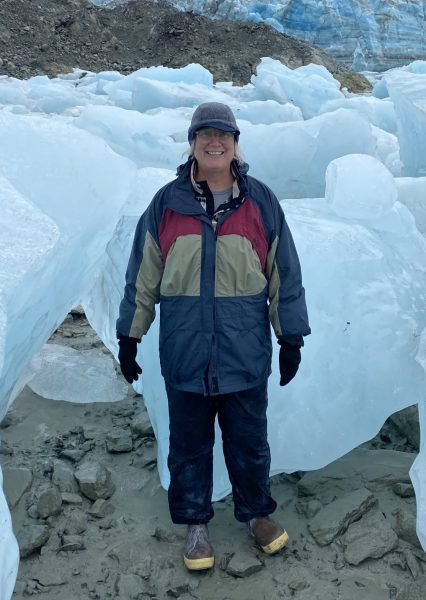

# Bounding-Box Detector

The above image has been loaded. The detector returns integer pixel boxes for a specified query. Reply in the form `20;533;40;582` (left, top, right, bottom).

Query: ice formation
1;60;426;595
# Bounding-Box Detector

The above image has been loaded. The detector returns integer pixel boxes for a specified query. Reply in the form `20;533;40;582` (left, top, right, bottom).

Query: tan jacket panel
215;234;267;297
130;231;164;338
160;234;201;297
266;236;282;337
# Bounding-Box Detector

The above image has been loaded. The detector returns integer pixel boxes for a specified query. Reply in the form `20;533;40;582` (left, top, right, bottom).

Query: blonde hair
185;140;245;165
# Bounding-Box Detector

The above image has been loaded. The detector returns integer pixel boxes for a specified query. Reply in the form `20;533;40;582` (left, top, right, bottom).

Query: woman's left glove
279;341;301;386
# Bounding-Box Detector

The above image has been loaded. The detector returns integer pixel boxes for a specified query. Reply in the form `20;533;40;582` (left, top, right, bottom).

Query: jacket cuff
277;335;304;347
116;331;141;343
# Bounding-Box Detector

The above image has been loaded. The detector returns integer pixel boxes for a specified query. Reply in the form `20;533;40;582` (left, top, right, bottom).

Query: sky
1;58;426;596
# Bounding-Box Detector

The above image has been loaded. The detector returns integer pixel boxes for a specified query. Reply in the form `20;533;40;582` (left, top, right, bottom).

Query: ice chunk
28;344;128;403
131;77;230;112
0;110;136;417
320;96;397;134
242;109;376;198
233;99;303;124
386;71;426;176
251;58;344;119
0;469;19;600
410;328;426;549
325;154;396;220
396;177;426;236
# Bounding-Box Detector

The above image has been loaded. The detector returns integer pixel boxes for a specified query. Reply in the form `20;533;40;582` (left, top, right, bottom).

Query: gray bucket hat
188;102;240;143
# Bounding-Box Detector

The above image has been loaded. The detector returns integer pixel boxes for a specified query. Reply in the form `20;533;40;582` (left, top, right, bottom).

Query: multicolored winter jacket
117;158;310;395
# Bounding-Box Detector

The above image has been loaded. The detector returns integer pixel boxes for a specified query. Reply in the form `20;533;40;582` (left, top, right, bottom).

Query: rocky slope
0;0;370;92
161;0;426;71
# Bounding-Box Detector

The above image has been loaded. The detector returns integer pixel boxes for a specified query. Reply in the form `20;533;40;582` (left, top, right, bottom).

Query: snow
1;58;426;595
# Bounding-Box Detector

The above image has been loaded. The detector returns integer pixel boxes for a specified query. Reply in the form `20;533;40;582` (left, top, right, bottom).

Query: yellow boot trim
261;530;289;555
184;555;215;571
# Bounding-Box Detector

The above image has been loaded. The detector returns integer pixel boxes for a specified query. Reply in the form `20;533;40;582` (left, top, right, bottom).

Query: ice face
386;71;426;177
2;61;426;595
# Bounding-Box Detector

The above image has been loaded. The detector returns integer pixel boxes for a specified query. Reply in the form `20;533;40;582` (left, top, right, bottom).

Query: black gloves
279;341;302;386
117;333;142;384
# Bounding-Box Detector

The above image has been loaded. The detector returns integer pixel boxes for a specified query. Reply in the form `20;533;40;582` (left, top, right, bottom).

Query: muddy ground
0;311;425;600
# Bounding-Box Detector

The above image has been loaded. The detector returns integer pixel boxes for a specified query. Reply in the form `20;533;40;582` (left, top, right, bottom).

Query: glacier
92;0;426;72
159;0;426;72
1;60;426;596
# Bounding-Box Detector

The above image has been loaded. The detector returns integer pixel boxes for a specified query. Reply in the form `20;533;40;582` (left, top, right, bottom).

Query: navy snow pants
166;381;277;524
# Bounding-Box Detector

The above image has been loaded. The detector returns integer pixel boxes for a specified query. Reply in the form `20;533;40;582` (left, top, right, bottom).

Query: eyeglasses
195;128;235;141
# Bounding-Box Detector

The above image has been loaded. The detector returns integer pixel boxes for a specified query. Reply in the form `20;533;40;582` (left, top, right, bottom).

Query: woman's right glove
279;341;301;386
117;333;142;383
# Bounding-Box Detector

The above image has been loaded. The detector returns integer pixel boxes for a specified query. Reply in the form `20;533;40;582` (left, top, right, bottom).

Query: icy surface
0;469;19;600
28;344;129;403
2;61;426;594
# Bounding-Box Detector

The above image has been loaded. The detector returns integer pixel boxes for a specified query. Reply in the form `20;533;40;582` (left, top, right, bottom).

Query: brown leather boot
249;516;289;555
183;524;215;571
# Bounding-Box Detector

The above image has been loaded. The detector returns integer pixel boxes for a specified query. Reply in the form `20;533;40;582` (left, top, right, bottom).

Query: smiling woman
116;101;310;571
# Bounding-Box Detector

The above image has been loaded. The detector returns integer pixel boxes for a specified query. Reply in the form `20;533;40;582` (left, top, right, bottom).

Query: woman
116;102;310;570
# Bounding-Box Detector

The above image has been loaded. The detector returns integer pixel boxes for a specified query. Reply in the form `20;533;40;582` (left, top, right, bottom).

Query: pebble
74;461;116;500
17;523;50;558
105;427;133;453
394;508;421;548
226;549;263;578
393;482;415;498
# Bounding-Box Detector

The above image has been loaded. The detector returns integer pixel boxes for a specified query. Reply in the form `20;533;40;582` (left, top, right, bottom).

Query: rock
115;573;155;599
296;499;322;519
394;508;421;548
33;483;62;518
108;539;148;567
82;425;104;440
393;482;415;498
133;443;157;469
61;492;83;505
397;582;425;600
36;570;68;587
52;461;79;493
130;412;155;438
389;405;420;450
2;466;33;508
59;535;85;552
152;527;182;543
226;549;263;577
298;448;414;499
74;461;115;500
0;440;13;455
17;524;50;558
105;427;133;452
64;509;87;535
111;402;136;418
287;566;311;591
338;576;389;600
341;509;398;565
403;548;421;579
13;581;26;594
59;448;86;462
308;488;377;546
87;498;115;518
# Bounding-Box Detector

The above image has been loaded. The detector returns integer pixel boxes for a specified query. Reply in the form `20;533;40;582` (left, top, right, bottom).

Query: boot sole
261;530;289;555
184;555;215;571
